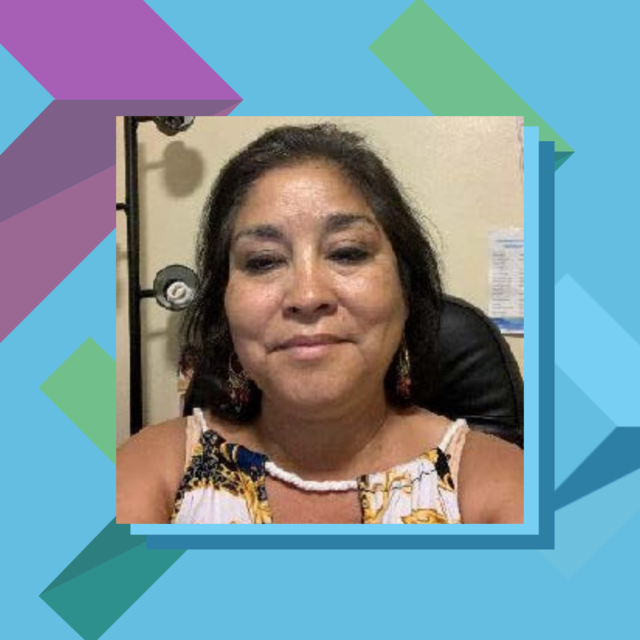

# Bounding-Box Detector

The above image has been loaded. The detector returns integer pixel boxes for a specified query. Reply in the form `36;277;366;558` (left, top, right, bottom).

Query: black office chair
182;294;524;449
427;295;524;448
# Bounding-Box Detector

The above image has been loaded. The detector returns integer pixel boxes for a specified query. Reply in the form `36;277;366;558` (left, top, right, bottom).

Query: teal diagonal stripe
40;337;115;463
555;428;640;510
41;519;185;640
369;1;573;169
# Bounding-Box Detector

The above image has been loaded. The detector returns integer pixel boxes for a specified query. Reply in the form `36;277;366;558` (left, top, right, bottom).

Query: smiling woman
226;162;407;418
116;123;524;525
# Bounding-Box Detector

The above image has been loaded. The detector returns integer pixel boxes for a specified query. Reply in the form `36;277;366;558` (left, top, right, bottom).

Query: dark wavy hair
181;123;442;422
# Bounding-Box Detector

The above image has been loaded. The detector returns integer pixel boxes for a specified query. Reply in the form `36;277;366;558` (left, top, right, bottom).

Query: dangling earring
396;337;411;401
228;353;250;414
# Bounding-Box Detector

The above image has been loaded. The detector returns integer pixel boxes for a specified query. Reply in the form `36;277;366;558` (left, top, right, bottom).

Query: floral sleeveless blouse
171;409;469;524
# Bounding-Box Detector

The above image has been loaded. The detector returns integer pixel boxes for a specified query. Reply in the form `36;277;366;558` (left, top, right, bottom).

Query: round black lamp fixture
153;264;199;311
152;116;196;136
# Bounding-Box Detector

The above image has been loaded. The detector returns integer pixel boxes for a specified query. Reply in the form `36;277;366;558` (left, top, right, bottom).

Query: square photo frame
115;119;550;549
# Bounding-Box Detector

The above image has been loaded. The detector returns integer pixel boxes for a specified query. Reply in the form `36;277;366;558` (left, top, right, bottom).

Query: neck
255;391;392;481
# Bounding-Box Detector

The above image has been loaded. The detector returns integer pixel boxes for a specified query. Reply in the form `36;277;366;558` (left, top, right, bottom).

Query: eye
329;246;370;264
243;253;287;274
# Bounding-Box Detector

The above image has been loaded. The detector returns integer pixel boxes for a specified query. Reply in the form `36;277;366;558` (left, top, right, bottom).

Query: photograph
116;116;525;524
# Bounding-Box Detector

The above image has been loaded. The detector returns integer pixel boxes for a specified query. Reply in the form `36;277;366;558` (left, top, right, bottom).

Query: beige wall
116;116;524;445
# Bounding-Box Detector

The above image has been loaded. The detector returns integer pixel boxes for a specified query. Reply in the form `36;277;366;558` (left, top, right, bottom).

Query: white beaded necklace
194;409;359;492
263;417;467;492
264;460;358;492
251;418;465;493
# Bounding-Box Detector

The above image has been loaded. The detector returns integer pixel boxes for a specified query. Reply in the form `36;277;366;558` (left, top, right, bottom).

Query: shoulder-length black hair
182;123;442;422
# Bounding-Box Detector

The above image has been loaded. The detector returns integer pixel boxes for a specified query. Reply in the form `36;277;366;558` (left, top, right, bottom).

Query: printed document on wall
489;229;524;334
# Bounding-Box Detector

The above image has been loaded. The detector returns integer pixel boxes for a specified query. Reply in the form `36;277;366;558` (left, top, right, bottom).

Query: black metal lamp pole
117;116;197;437
123;116;143;435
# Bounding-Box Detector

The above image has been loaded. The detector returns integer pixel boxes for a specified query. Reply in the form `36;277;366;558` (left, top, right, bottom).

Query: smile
274;334;348;360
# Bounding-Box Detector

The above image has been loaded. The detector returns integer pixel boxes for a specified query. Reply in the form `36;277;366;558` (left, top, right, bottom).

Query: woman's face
225;161;407;412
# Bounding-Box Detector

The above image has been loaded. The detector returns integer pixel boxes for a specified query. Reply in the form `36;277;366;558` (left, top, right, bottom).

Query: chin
265;373;360;412
279;394;351;415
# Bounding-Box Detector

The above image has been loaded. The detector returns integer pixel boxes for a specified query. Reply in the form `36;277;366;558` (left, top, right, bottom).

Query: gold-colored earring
396;337;411;401
228;353;250;414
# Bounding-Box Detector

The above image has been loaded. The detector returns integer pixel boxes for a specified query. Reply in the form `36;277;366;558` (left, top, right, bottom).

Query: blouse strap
183;409;207;472
438;418;467;453
439;419;470;491
193;408;209;433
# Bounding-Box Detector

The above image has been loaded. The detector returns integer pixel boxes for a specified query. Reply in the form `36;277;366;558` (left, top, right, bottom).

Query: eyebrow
232;213;379;246
232;224;285;245
323;213;379;234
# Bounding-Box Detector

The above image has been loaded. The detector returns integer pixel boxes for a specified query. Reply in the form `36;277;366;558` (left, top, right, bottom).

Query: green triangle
555;151;574;171
370;1;573;154
40;337;115;463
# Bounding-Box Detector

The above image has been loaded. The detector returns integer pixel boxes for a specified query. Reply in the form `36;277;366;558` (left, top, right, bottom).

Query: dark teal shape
40;518;185;640
555;428;640;511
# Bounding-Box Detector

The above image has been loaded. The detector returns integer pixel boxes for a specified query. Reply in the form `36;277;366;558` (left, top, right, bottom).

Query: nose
283;259;337;321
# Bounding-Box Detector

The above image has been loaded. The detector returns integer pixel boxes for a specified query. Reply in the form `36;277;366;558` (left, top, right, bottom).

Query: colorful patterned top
171;409;469;524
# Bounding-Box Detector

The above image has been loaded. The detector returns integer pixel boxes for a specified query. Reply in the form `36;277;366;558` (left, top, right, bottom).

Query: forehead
234;161;374;229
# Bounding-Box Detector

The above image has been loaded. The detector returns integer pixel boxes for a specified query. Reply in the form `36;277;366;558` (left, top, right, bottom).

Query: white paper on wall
489;229;524;334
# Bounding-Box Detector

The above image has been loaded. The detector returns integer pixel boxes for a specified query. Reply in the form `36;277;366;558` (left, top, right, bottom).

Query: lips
275;334;347;351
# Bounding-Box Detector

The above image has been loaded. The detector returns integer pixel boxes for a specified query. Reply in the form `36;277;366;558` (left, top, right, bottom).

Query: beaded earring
396;337;412;401
228;353;250;414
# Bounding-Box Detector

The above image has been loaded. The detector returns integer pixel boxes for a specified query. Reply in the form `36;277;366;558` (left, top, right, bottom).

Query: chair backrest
426;295;524;448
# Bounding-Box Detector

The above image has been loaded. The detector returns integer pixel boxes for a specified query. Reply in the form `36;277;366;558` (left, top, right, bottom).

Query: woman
117;123;524;524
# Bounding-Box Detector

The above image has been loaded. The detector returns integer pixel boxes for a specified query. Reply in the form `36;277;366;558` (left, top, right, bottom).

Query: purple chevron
0;100;238;226
0;166;114;343
0;1;241;101
213;102;243;117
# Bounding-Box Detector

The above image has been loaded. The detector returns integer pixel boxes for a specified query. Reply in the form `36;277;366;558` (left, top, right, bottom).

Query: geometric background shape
541;466;640;579
3;0;640;637
554;366;616;488
0;101;240;228
0;43;52;156
0;0;241;101
555;274;640;426
145;0;431;117
554;428;640;511
0;101;117;226
369;1;573;168
1;231;117;639
41;337;116;464
0;166;115;343
40;519;184;640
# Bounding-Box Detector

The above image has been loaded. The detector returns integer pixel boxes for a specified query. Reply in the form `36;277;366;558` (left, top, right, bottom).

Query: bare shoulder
119;417;187;456
116;417;188;524
392;406;452;452
457;429;524;524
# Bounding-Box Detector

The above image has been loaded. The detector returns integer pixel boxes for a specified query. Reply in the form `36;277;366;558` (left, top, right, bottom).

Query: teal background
1;0;639;638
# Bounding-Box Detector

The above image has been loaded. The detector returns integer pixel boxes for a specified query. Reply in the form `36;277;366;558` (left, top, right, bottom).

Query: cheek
224;279;279;341
344;269;406;329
